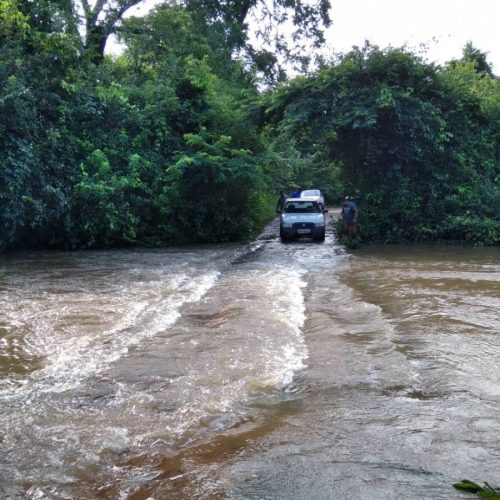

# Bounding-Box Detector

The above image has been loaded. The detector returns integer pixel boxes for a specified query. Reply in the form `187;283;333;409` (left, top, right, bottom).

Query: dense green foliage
0;0;276;250
0;0;498;251
267;44;499;244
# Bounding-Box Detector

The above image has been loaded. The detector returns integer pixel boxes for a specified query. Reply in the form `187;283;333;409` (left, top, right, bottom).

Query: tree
0;0;82;250
461;41;494;76
77;0;145;61
20;0;331;70
185;0;331;80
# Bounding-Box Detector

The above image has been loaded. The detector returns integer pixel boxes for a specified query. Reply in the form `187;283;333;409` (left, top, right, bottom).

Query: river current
0;217;499;499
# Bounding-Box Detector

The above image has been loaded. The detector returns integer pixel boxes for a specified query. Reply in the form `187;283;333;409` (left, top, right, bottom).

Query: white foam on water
93;426;130;454
1;255;310;488
265;267;309;387
1;270;220;397
147;266;309;444
0;268;222;495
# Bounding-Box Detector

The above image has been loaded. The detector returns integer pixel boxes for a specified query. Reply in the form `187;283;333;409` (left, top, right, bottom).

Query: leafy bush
439;216;500;245
157;134;271;243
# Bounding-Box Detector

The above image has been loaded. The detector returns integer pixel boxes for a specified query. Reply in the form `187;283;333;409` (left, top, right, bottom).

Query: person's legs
346;224;357;236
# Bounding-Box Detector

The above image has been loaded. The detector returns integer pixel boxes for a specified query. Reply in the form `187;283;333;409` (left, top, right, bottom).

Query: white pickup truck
279;197;328;241
300;189;325;210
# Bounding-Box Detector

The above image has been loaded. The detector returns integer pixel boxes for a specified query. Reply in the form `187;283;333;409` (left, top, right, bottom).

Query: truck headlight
282;221;292;228
315;220;325;227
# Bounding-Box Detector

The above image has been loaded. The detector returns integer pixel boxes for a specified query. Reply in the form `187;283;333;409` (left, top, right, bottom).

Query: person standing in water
276;191;287;212
341;196;359;235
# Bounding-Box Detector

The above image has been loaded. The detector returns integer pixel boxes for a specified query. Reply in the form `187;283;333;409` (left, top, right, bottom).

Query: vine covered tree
184;0;331;79
77;0;144;61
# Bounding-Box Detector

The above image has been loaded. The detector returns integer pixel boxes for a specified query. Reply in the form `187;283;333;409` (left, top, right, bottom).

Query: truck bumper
280;226;325;239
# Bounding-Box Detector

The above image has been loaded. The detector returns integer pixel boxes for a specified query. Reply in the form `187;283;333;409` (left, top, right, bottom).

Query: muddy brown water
0;216;499;499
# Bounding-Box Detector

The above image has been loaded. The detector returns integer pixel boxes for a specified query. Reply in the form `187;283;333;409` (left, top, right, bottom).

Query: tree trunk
85;25;108;63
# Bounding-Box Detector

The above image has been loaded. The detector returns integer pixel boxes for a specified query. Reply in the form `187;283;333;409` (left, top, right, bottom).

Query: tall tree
11;0;146;60
16;0;331;69
185;0;331;80
461;41;494;76
77;0;145;61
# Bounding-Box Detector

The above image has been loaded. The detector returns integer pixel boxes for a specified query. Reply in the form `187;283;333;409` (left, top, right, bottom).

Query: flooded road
0;217;499;499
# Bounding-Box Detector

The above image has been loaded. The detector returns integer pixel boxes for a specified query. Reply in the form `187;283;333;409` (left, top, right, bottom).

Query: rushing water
0;218;499;499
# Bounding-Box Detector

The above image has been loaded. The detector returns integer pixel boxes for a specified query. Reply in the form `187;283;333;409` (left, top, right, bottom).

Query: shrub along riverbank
1;1;498;251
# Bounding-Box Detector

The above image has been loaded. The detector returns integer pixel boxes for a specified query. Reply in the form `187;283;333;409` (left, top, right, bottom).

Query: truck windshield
284;201;321;213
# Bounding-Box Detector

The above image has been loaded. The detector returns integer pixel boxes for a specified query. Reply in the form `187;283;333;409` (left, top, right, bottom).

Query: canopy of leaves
184;0;331;81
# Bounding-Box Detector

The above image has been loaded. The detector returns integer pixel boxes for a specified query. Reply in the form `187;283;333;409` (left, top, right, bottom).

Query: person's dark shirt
342;201;358;224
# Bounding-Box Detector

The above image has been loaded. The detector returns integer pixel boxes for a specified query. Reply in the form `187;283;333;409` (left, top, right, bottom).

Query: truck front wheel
314;230;325;242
